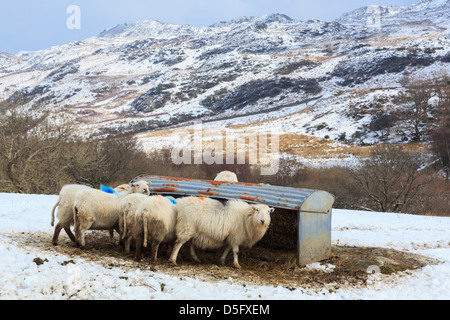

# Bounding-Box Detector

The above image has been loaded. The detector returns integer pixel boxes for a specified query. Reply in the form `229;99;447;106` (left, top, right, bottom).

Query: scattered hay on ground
6;230;441;293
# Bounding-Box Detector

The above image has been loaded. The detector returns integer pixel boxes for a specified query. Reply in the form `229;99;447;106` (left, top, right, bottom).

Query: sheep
119;193;149;253
51;181;150;246
105;181;150;198
72;180;150;248
214;170;238;182
51;184;93;245
169;196;273;268
132;195;178;262
113;182;150;198
114;184;131;193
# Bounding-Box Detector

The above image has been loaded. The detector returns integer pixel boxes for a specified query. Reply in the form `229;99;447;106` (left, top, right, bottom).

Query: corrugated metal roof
130;175;333;212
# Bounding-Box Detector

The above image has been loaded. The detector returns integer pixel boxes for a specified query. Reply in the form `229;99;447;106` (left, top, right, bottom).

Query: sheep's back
142;196;177;227
75;189;121;218
120;194;148;215
176;197;239;248
59;184;91;207
137;196;178;242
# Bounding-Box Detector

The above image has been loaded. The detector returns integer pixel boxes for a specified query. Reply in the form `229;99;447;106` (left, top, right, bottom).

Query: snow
0;192;449;300
1;0;450;147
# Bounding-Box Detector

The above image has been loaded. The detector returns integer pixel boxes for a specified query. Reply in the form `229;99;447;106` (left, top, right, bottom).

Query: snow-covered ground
0;192;449;300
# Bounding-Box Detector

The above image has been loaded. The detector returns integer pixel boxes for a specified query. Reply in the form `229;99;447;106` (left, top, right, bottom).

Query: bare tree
0;106;152;194
430;124;449;180
369;110;398;140
429;77;450;179
0;109;72;193
396;83;434;142
350;144;432;212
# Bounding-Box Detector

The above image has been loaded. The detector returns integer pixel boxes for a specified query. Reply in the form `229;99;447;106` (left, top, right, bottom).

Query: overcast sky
0;0;417;54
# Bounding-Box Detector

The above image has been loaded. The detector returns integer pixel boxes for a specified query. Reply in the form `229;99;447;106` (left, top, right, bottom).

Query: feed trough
129;175;335;266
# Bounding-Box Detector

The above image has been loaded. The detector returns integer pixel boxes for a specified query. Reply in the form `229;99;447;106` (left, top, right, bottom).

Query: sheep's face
131;181;150;195
250;204;273;228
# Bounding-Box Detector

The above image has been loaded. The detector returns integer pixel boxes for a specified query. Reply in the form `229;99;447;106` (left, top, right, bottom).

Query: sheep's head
249;204;273;228
131;181;150;195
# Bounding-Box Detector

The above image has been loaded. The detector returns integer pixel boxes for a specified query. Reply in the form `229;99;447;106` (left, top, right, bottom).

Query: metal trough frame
130;175;335;266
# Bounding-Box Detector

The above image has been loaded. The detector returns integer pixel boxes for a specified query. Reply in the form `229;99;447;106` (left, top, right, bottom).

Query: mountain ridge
0;0;449;154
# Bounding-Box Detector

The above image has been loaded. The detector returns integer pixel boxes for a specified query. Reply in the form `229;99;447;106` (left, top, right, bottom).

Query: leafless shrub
349;144;433;213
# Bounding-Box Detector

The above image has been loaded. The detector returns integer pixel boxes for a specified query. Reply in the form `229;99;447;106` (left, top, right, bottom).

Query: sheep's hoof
233;263;241;269
169;259;177;266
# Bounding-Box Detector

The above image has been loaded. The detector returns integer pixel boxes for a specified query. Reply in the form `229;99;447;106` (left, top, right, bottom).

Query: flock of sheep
50;171;274;268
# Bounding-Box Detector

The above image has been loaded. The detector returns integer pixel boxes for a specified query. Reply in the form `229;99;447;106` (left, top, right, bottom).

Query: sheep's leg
135;239;143;261
125;237;132;253
52;223;63;245
108;229;116;245
169;240;188;265
64;226;76;243
220;245;232;266
189;242;201;263
134;230;144;261
114;226;122;246
151;240;161;262
120;228;129;250
231;245;241;269
165;243;173;257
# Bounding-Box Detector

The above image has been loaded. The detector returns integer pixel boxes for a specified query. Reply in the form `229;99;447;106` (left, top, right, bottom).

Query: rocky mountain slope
1;0;449;157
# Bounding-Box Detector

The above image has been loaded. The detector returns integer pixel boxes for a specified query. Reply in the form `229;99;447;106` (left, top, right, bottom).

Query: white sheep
73;181;150;247
214;170;238;182
102;181;150;198
132;195;178;262
114;184;131;194
169;196;273;268
119;193;149;253
51;181;149;246
51;184;93;245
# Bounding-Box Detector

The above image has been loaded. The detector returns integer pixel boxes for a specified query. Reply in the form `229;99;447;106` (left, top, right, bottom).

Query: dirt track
6;230;441;292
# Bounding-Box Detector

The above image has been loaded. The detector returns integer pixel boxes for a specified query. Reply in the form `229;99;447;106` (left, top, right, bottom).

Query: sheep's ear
250;206;256;213
269;207;275;215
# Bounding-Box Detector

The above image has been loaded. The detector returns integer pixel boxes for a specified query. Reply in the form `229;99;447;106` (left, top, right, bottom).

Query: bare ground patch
4;230;441;293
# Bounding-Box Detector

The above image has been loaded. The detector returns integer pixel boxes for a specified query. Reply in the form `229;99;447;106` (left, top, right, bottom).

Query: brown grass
135;127;431;165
